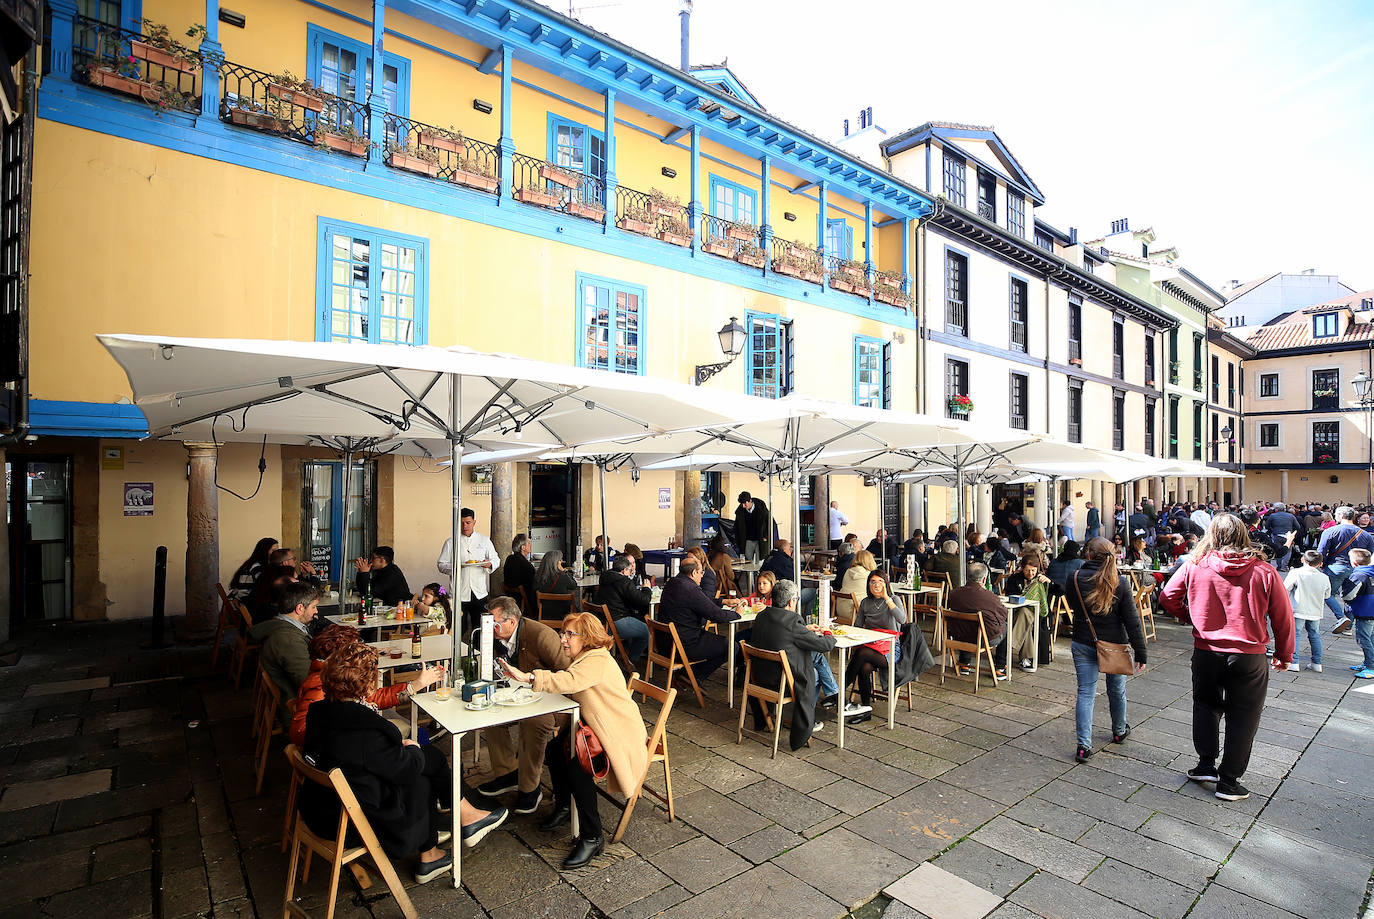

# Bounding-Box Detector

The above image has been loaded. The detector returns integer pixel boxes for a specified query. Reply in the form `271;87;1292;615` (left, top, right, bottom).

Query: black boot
538;800;571;832
563;834;604;869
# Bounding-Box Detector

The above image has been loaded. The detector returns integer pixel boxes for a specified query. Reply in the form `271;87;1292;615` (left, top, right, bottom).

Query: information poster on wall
123;482;154;516
311;544;332;576
658;487;672;509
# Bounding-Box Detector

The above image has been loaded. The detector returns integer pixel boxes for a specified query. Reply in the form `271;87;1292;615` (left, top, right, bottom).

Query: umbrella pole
956;464;967;588
791;453;801;568
1049;476;1059;557
449;380;464;677
599;461;610;575
340;447;353;591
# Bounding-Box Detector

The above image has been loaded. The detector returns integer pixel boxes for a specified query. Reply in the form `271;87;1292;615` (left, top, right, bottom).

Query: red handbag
574;720;609;780
864;627;899;656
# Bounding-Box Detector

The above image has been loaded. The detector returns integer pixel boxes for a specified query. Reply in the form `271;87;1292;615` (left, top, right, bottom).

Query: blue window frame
316;218;428;345
745;312;793;399
576;273;644;375
853;336;891;409
547;114;606;180
306;25;410;127
709;175;757;225
823;218;853;260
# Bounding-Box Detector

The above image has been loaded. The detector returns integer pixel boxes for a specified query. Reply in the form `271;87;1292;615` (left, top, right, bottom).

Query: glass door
6;456;72;622
301;460;374;586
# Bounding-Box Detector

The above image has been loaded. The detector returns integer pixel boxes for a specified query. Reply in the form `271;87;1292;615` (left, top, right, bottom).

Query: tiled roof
1302;288;1374;313
1247;296;1374;351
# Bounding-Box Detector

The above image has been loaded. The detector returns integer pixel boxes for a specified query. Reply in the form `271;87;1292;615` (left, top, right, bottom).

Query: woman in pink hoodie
1160;514;1294;803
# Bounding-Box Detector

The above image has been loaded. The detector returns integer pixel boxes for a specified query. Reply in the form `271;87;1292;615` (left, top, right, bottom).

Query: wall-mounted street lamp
694;317;746;385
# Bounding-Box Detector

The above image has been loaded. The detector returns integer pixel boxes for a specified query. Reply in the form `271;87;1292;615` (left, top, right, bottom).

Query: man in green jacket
249;580;320;719
924;539;965;589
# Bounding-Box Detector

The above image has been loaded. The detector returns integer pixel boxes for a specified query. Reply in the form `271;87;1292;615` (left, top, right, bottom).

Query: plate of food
492;686;543;707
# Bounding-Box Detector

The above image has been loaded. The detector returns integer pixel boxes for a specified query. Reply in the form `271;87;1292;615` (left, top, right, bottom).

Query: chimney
1302;268;1315;275
1229;279;1239;287
1363;297;1373;311
1110;218;1129;234
1068;227;1078;245
679;0;691;71
843;118;849;137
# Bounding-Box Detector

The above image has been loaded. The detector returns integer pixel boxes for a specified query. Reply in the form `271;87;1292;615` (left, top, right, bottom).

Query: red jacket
289;660;406;746
1159;551;1295;660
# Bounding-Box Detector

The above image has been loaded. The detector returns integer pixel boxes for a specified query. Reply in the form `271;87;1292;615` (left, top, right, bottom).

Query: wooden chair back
735;642;796;758
212;583;236;670
536;591;576;627
830;590;856;626
1134;582;1157;641
282;744;417;919
230;601;260;690
644;618;705;708
1050;594;1072;644
602;674;679;842
594;603;634;672
254;672;288;795
940;609;998;694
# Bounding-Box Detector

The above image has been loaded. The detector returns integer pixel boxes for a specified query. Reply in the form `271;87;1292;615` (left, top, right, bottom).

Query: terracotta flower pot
228;107;286;132
452;169;498;192
130;40;197;73
540;164;580;188
319;133;367;156
736;250;765;268
725;224;754;242
515;186;560;208
617;217;655;236
419;131;465;154
268;83;325;113
658;230;691;248
389;151;439;177
702;239;733;258
566;201;606;222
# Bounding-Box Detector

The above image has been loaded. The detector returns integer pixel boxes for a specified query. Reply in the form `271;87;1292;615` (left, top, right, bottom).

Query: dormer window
1313;313;1340;338
976;170;996;222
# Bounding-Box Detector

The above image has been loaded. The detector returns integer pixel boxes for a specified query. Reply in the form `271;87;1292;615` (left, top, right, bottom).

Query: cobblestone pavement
0;610;1370;919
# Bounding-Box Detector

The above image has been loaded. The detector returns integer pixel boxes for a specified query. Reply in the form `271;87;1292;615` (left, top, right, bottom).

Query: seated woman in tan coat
498;611;647;869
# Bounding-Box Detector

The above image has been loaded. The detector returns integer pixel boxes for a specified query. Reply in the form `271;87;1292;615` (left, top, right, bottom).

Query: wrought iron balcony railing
699;214;765;268
220;61;367;152
613;185;689;244
73;15;201;115
383;115;499;193
827;255;870;298
770;237;824;284
509;152;606;222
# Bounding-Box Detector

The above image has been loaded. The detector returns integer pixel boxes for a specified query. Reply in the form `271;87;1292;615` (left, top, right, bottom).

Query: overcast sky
541;0;1373;292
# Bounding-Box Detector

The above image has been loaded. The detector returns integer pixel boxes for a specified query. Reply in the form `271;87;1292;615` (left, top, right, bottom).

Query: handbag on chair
574;720;610;779
1072;576;1135;676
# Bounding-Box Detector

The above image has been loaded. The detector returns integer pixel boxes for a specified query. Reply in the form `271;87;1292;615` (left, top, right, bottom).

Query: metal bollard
147;545;169;648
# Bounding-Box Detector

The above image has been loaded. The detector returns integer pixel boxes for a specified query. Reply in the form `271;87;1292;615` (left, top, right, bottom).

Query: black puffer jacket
1067;560;1147;665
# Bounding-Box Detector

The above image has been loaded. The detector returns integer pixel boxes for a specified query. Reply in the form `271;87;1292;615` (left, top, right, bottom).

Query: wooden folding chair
536;591;576;627
282;745;417;919
1135;582;1158;641
830;591;856;626
644;619;706;709
598;674;678;843
593;603;634;672
212;583;237;670
940;610;998;694
230;601;260;691
925;572;952;604
1050;594;1072;644
736;642;797;758
255;675;290;796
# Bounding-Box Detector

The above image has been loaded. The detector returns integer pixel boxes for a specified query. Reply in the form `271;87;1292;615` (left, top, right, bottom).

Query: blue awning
28;400;149;438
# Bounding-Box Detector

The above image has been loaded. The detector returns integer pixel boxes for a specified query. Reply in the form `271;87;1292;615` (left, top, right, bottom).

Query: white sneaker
1287;662;1300;672
1020;658;1033;670
1333;617;1353;634
1303;663;1323;673
842;702;872;715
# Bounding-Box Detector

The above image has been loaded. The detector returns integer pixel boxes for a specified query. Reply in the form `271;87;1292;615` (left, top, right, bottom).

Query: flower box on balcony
949;395;974;415
268;82;326;113
735;247;766;269
515;185;561;208
389;151;440;177
658;230;691;248
784;244;813;261
830;277;871;297
1316;454;1336;465
724;223;756;242
566;201;606;222
701;238;734;258
418;131;465;155
539;164;581;188
87;67;162;103
1145;379;1156;388
130;39;197;73
873;288;910;307
228;107;286;133
772;259;821;283
318;132;368;156
617;216;656;236
1069;357;1083;366
452;168;498;193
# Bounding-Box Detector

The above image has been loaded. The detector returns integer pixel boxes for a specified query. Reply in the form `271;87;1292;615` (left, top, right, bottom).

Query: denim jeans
1071;641;1126;749
1086;527;1100;541
1356;618;1374;671
801;587;818;618
614;616;649;663
1062;527;1075;543
1295;618;1322;666
813;651;839;697
1325;563;1352;619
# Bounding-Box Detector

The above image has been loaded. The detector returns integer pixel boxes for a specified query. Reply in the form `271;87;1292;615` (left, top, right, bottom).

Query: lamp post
1206;423;1233;503
694;316;746;385
1352;370;1373;505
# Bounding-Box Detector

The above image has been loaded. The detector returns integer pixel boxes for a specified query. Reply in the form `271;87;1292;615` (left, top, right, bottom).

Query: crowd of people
223;489;1373;888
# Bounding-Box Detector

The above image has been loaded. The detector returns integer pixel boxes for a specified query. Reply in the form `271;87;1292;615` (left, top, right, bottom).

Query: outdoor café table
412;690;580;890
641;548;687;579
575;573;601;599
830;624;898;748
892;584;943;649
994;597;1040;676
733;559;762;595
368;634;464;673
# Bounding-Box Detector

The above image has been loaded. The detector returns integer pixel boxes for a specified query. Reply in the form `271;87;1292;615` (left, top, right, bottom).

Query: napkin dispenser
462;680;495;704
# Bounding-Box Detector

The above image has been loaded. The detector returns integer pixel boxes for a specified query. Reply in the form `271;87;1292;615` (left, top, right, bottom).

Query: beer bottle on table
411;626;422;660
363;578;373;620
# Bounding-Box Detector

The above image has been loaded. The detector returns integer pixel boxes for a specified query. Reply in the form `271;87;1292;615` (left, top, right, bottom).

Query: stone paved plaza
0;612;1371;919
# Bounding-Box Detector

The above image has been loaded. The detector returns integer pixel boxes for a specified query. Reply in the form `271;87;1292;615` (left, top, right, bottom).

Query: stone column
682;471;701;548
184;443;220;639
813;474;830;547
490;462;514;559
1280;469;1289;503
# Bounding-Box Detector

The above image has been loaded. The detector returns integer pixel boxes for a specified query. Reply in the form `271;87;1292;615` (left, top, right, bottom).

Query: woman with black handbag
1067;538;1147;761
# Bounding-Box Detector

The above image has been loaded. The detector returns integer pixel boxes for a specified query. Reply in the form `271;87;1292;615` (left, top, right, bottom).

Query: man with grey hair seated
924;539;965;588
743;578;837;749
1317;506;1374;633
945;562;1009;679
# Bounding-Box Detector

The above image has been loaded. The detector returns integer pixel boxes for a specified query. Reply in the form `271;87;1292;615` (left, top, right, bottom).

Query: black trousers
418;744;455;850
545;722;602;840
459;598;487;635
844;646;887;704
1191;649;1270;783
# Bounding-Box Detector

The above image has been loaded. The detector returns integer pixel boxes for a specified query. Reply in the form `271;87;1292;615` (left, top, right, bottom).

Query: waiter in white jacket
437;507;501;633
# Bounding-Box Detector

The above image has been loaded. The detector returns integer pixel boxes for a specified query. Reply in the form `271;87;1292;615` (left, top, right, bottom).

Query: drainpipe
0;65;33;448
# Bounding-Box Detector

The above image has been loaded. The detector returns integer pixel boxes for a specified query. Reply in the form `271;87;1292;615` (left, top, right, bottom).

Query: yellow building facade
21;0;934;621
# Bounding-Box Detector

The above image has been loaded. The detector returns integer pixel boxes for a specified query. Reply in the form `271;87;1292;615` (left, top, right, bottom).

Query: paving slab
1263;774;1374;853
970;815;1103;883
1033;777;1153;830
1000;796;1097;842
939;746;1072;806
1186;883;1306;919
0;768;111;811
929;839;1036;897
488;880;590;919
1007;869;1153;919
884;862;1002;919
843;780;1004;860
728;777;840;832
23;677;110;698
727;824;805;864
658;862;843;919
645;834;751;894
1213;825;1369;919
672;787;771;844
1077;819;1219;890
774;827;917;909
1082;857;1198;919
812;777;893;816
